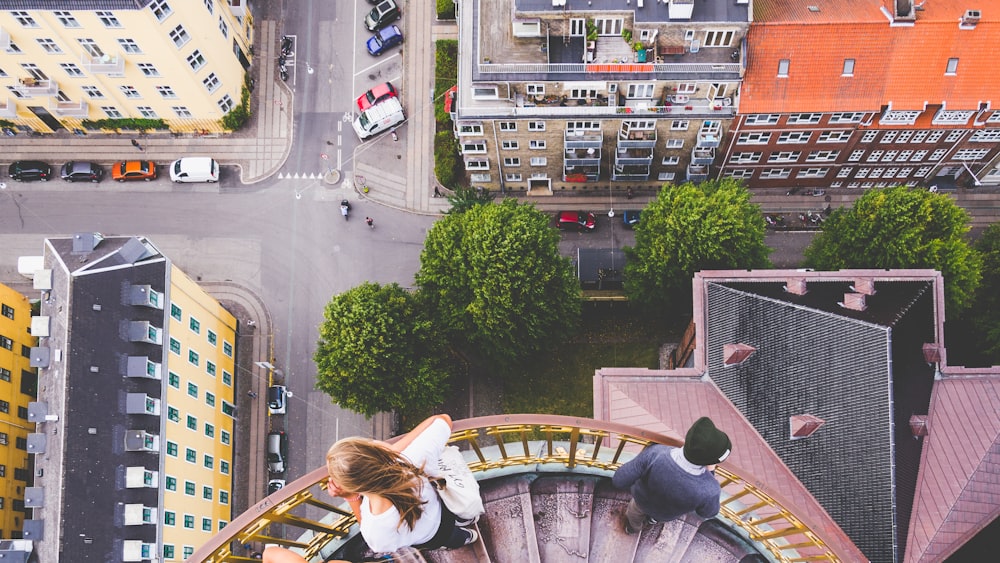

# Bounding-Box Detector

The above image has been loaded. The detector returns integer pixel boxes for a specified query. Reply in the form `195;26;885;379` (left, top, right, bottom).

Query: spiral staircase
188;416;844;563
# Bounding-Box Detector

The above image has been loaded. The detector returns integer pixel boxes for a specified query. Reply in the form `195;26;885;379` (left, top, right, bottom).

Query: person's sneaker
622;515;638;535
461;527;479;546
454;514;480;527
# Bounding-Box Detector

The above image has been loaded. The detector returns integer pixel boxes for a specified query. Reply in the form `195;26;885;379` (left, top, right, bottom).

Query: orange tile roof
904;375;1000;563
744;1;1000;113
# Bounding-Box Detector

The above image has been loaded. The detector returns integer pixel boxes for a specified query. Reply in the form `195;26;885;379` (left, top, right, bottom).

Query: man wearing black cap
612;416;732;534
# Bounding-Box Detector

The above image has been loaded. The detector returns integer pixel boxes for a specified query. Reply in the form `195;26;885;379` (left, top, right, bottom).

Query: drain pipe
492;120;505;194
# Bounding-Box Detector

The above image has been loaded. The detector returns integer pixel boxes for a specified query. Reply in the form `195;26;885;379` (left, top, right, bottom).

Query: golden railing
188;415;843;563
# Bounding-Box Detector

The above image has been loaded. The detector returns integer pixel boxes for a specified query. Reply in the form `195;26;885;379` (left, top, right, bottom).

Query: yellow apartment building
21;234;237;562
0;0;253;133
0;284;35;541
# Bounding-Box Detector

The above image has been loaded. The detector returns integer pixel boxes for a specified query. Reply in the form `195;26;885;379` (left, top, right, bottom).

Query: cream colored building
0;0;253;133
0;283;36;542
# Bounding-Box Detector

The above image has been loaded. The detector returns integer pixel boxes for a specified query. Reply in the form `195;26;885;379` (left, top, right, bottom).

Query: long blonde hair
326;438;428;530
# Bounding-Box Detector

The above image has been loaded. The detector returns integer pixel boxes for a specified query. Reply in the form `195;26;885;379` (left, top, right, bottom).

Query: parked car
267;479;286;495
112;160;157;182
357;82;398;111
60;161;104;183
267;385;287;415
556;211;597;231
8;160;51;182
267;431;287;474
623;210;641;229
364;0;401;31
367;25;403;56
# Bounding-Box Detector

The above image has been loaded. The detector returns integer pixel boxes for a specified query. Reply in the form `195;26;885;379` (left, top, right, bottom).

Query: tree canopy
415;199;581;365
624;179;771;313
313;282;449;417
803;186;981;312
445;185;495;214
970;223;1000;359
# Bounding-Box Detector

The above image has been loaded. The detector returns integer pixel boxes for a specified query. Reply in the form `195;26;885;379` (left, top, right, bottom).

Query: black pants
415;502;467;550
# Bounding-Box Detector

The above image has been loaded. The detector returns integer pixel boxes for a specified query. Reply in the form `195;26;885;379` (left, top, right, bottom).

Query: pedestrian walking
247;390;258;399
131;139;144;152
613;417;731;534
433;186;442;198
365;216;374;229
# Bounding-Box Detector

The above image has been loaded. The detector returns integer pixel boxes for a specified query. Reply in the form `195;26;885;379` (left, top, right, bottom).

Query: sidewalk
0;20;292;185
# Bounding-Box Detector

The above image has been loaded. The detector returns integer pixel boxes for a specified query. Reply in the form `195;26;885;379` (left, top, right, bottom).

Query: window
223;342;233;357
760;168;791;179
472;86;498;99
167;406;179;423
0;401;10;414
204;424;215;439
203;517;213;531
626;83;655;99
119;86;141;98
462;140;487;153
207;330;218;345
528;121;545;132
724;169;754;180
173;106;193;118
529;157;547;166
505;173;522;182
745;114;779;126
498;122;516;131
703;30;735;47
61;64;84;77
166;441;178;456
169;337;181;354
946;130;964;142
797;168;829;179
152;86;177;100
168;372;180;388
662;156;681;165
896;150;913;161
837;167;853;178
912;150;928;161
206;361;216;377
737;132;771;145
881;150;898;162
138;106;158;119
866;150;884;162
98;11;121;27
465;159;488;171
927;131;945;143
503;157;520;167
185;447;196;463
0;368;9;382
843;59;855;76
658;172;676;181
189;350;199;366
830;113;864;124
778;59;790;77
955;149;990;160
219;94;235;113
915;166;932;177
222;401;236;417
12;12;36;27
187;382;198;398
666;139;685;149
186;415;197;430
184;514;195;528
729;152;761;164
1;305;12;320
777;131;811;144
137;63;159;77
880;131;898;144
204;455;214;470
37;39;62;54
184;547;195;559
151;0;173;21
881;111;921;125
220;459;231;476
671;120;689;131
0;338;10;351
204;393;216;410
768;151;801;163
946;58;959;75
807;150;840;163
220;490;230;504
501;140;518;150
6;42;22;54
787;113;822;125
971;129;1000;142
529;140;546;150
818;130;852;143
189;317;201;333
55;11;80;28
82;86;104;99
165;476;176;491
223;371;233;386
170;25;191;48
187;50;207;71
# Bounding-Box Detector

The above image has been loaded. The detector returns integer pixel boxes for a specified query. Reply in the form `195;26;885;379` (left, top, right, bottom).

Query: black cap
683;417;732;466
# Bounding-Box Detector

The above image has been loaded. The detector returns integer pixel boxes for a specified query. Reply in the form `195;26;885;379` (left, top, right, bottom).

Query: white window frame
666;139;685;149
670;120;689;131
729;152;761;164
745;114;779;126
526;84;545;95
796;167;829;179
462;141;487;154
529;140;546;149
818;130;852;143
737;132;771;145
503;157;520;167
954;148;990;160
777;131;811;144
768;151;801;163
778;59;790;77
658;172;676;181
676;83;697;94
881;110;921;125
933;110;974;125
529;157;547;166
787;113;822;125
528;121;545;132
626;83;655;99
457;123;484;136
501;140;518;150
498;122;516;131
464;159;489;170
760;168;791;179
807;150;839;163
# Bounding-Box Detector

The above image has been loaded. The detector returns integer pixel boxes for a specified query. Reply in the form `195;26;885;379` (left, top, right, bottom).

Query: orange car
111;160;157;182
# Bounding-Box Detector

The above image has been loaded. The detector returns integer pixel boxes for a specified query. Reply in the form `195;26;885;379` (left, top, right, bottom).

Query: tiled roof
744;1;1000;113
905;376;1000;563
594;369;866;560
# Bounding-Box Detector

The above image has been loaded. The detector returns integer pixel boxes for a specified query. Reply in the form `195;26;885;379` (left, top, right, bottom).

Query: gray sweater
612;445;721;522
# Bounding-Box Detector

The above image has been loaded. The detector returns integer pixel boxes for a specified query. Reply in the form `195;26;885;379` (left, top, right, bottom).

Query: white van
169;157;220;183
353;97;404;140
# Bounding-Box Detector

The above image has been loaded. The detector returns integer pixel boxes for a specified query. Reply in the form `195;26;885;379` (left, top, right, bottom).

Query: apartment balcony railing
563;132;603;148
697;131;722;148
564;157;601;167
12;78;58;97
81;52;125;76
188;415;846;563
501;103;734;119
49;99;88;118
692;146;716;166
611;173;652;182
688;164;710;182
478;62;741;77
615;147;654;166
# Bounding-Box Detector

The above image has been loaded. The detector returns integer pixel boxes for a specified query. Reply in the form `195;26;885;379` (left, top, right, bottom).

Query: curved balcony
189;415;845;563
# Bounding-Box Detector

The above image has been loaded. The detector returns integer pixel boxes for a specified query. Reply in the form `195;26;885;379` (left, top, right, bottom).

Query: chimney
909;414;928;437
783;278;808;296
850;278;876;295
790;414;825;440
723;343;756;366
839;293;867;311
894;0;916;21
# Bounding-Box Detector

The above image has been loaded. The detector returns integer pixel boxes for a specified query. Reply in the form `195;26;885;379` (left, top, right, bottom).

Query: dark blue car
623;210;642;228
367;25;403;56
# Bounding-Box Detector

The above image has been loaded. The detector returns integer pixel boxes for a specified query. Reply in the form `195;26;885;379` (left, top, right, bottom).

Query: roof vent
723;343;756;366
90;366;99;373
790;414;825;439
961;10;981;28
783;278;808;295
909;414;928;437
922;342;942;363
88;427;98;435
850;278;877;295
839;293;867;311
92;303;101;311
807;5;820;12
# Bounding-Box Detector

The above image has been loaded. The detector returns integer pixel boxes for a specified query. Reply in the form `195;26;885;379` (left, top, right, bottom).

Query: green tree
314;283;449;417
445;185;495;214
624;179;771;313
416;199;581;365
970;223;1000;359
803;186;981;312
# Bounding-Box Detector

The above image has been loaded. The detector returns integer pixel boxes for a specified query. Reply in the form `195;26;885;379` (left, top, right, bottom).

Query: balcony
564;131;602;149
697;130;722;148
81;53;124;76
618;127;657;149
692;146;716;166
49;99;88;118
564;147;601;166
615;147;653;166
12;77;58;97
0;97;16;119
564;165;600;182
189;415;845;563
229;0;248;17
688;164;710;182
